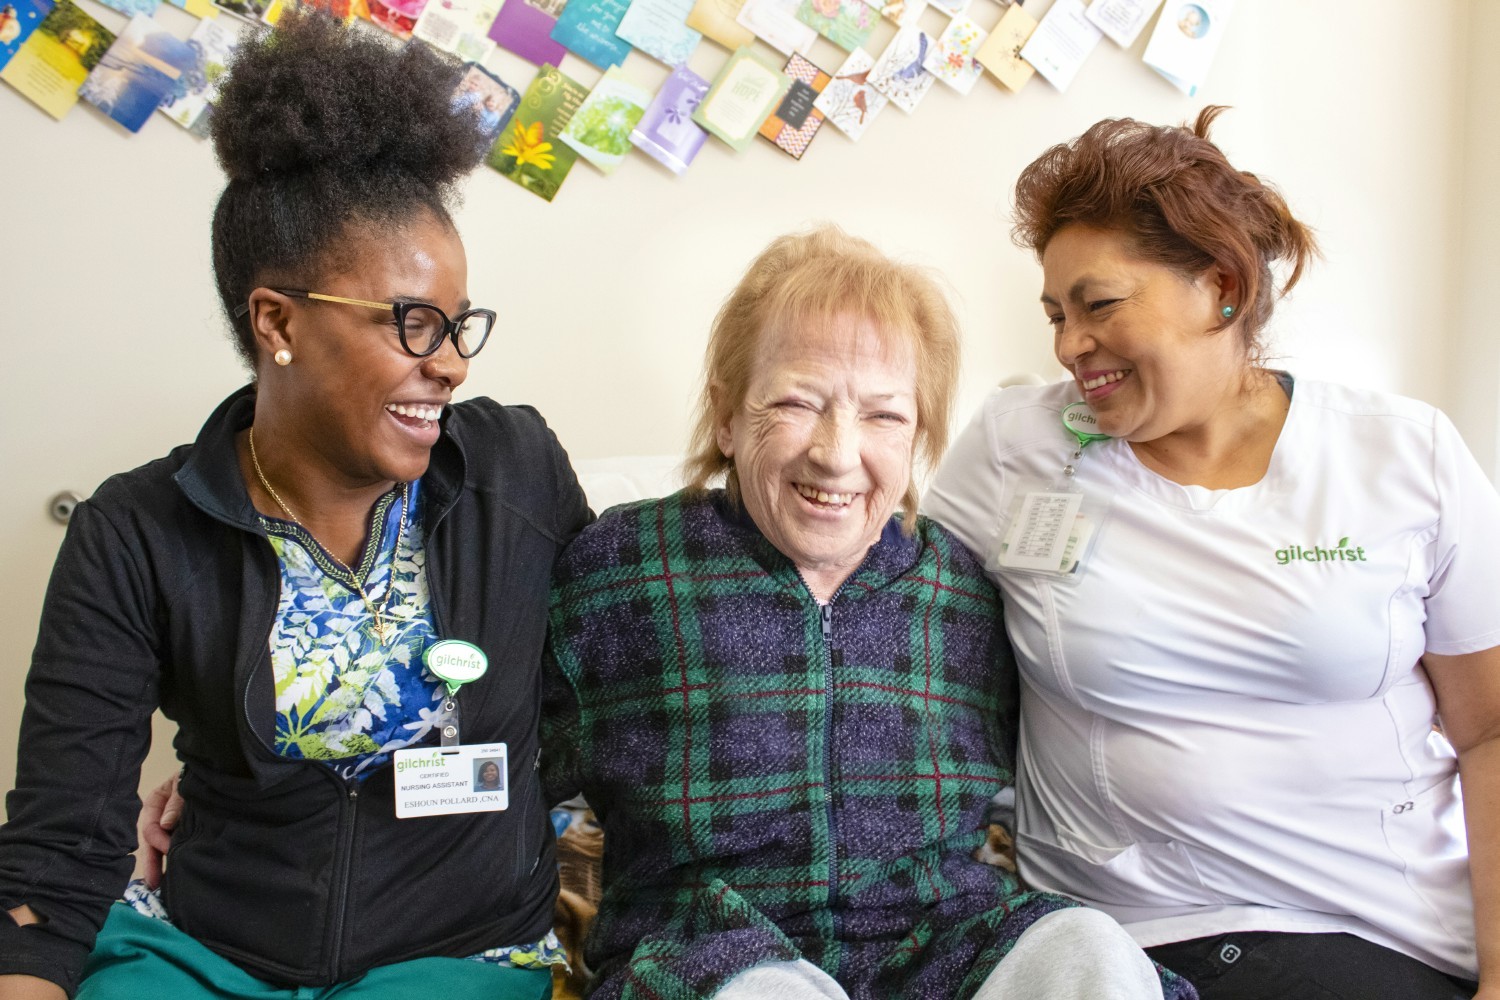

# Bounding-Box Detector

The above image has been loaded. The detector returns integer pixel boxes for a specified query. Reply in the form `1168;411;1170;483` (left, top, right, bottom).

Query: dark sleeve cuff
0;919;89;998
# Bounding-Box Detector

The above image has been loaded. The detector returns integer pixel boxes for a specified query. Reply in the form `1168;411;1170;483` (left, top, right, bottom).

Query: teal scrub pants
78;904;554;1000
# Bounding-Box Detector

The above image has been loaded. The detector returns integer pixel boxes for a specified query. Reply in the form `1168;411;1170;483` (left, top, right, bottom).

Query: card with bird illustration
811;45;887;140
868;24;934;112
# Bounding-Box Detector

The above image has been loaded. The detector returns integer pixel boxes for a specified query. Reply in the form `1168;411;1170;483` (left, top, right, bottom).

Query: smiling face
717;315;917;600
478;761;500;786
258;210;472;490
1041;224;1245;444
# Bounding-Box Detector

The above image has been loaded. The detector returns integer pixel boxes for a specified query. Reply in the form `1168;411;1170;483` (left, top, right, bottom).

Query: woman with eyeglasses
0;12;586;1000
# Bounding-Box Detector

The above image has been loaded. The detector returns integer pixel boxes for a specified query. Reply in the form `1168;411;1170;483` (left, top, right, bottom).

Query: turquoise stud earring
1221;305;1235;319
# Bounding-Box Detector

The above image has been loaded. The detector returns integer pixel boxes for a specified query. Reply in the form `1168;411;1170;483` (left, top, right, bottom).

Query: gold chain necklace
248;427;408;646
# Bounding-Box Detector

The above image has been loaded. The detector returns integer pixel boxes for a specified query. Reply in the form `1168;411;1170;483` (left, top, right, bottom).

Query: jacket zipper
794;560;870;960
327;781;359;977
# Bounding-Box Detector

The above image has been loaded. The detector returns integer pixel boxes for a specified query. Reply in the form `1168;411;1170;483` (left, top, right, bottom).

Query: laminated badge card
451;62;520;144
488;63;587;201
549;0;633;70
867;24;935;113
693;45;789;152
80;13;196;132
757;51;827;159
812;45;886;140
0;0;55;74
560;65;650;174
1;0;113;120
159;17;239;131
629;63;709;174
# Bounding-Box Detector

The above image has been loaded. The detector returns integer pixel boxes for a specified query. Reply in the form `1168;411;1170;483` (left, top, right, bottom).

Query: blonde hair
684;225;961;527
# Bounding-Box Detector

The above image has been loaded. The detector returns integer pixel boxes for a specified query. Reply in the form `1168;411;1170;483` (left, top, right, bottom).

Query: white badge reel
992;403;1111;579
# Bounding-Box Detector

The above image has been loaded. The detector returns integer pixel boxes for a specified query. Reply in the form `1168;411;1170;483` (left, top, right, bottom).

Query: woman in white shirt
925;107;1497;1000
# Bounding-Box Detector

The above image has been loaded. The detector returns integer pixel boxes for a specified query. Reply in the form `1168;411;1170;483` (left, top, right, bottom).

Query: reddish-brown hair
684;225;961;528
1012;106;1317;354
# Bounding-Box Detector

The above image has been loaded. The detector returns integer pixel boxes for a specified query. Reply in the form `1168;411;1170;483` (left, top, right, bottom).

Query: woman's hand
136;771;182;890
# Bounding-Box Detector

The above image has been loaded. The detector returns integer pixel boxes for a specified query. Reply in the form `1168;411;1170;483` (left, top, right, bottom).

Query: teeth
1082;370;1130;391
796;484;855;506
386;403;442;422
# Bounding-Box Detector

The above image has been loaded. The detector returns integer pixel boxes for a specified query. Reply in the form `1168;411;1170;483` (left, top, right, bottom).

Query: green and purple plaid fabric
543;490;1195;1000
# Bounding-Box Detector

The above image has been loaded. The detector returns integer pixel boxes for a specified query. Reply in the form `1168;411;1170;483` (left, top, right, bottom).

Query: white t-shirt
923;378;1500;979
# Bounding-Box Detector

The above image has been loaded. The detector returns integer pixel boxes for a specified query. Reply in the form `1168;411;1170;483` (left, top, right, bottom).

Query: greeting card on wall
560;66;650;173
693;46;789;151
96;0;158;20
876;0;921;29
811;45;885;140
734;0;814;56
974;1;1036;92
160;16;239;129
1019;0;1102;93
0;0;55;74
214;0;273;22
758;51;826;159
80;14;197;132
1;0;113;119
1085;0;1162;47
1142;0;1233;96
413;0;501;61
489;0;568;65
614;0;701;67
922;13;984;94
793;0;874;53
629;63;709;174
450;62;519;143
367;0;428;36
686;0;752;51
924;0;964;18
868;25;934;113
487;63;586;201
549;0;632;69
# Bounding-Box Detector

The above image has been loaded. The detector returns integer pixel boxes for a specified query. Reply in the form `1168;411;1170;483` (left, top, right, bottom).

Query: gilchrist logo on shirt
1274;536;1368;566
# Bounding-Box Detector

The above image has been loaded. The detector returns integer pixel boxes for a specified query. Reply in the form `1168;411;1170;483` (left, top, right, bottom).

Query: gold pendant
372;620;397;645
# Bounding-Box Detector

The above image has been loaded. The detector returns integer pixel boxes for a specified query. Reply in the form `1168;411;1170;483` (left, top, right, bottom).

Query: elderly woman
541;227;1195;1000
0;13;584;1000
925;108;1499;1000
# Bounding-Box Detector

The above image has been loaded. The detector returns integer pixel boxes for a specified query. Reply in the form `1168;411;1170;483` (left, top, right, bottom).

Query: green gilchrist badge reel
993;402;1112;578
424;639;488;747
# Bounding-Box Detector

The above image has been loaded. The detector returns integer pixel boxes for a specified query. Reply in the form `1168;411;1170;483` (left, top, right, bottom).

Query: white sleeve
1423;409;1500;655
922;393;1005;565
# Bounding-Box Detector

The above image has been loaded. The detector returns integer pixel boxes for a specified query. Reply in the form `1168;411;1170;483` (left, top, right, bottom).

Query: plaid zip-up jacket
543;490;1195;1000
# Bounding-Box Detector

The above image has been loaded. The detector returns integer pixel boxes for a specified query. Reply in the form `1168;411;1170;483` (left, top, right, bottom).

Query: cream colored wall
0;0;1490;806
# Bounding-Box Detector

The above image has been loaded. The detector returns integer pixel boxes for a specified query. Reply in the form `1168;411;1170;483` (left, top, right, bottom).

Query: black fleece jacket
0;386;590;995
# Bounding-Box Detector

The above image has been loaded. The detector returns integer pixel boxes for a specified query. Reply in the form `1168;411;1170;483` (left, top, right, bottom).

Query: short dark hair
209;11;490;369
1012;106;1318;356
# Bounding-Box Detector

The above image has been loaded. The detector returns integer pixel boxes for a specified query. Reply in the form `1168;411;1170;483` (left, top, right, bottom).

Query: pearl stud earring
274;349;293;366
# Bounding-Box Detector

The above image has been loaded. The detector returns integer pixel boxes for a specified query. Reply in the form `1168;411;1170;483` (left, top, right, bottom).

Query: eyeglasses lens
399;305;447;356
455;312;492;357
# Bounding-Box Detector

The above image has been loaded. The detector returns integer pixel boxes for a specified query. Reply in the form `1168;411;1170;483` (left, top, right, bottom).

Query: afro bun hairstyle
209;9;490;368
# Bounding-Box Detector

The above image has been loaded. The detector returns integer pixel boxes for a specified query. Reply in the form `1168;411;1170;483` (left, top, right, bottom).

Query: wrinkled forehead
755;306;919;372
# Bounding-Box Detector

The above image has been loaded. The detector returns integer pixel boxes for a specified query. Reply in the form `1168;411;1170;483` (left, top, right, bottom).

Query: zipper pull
820;603;833;645
533;747;542;770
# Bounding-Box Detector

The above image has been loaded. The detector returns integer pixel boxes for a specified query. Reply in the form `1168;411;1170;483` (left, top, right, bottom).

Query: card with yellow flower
486;63;588;201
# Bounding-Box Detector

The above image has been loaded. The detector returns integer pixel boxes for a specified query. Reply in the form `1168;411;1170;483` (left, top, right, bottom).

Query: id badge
394;743;509;818
996;490;1095;574
991;402;1110;579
